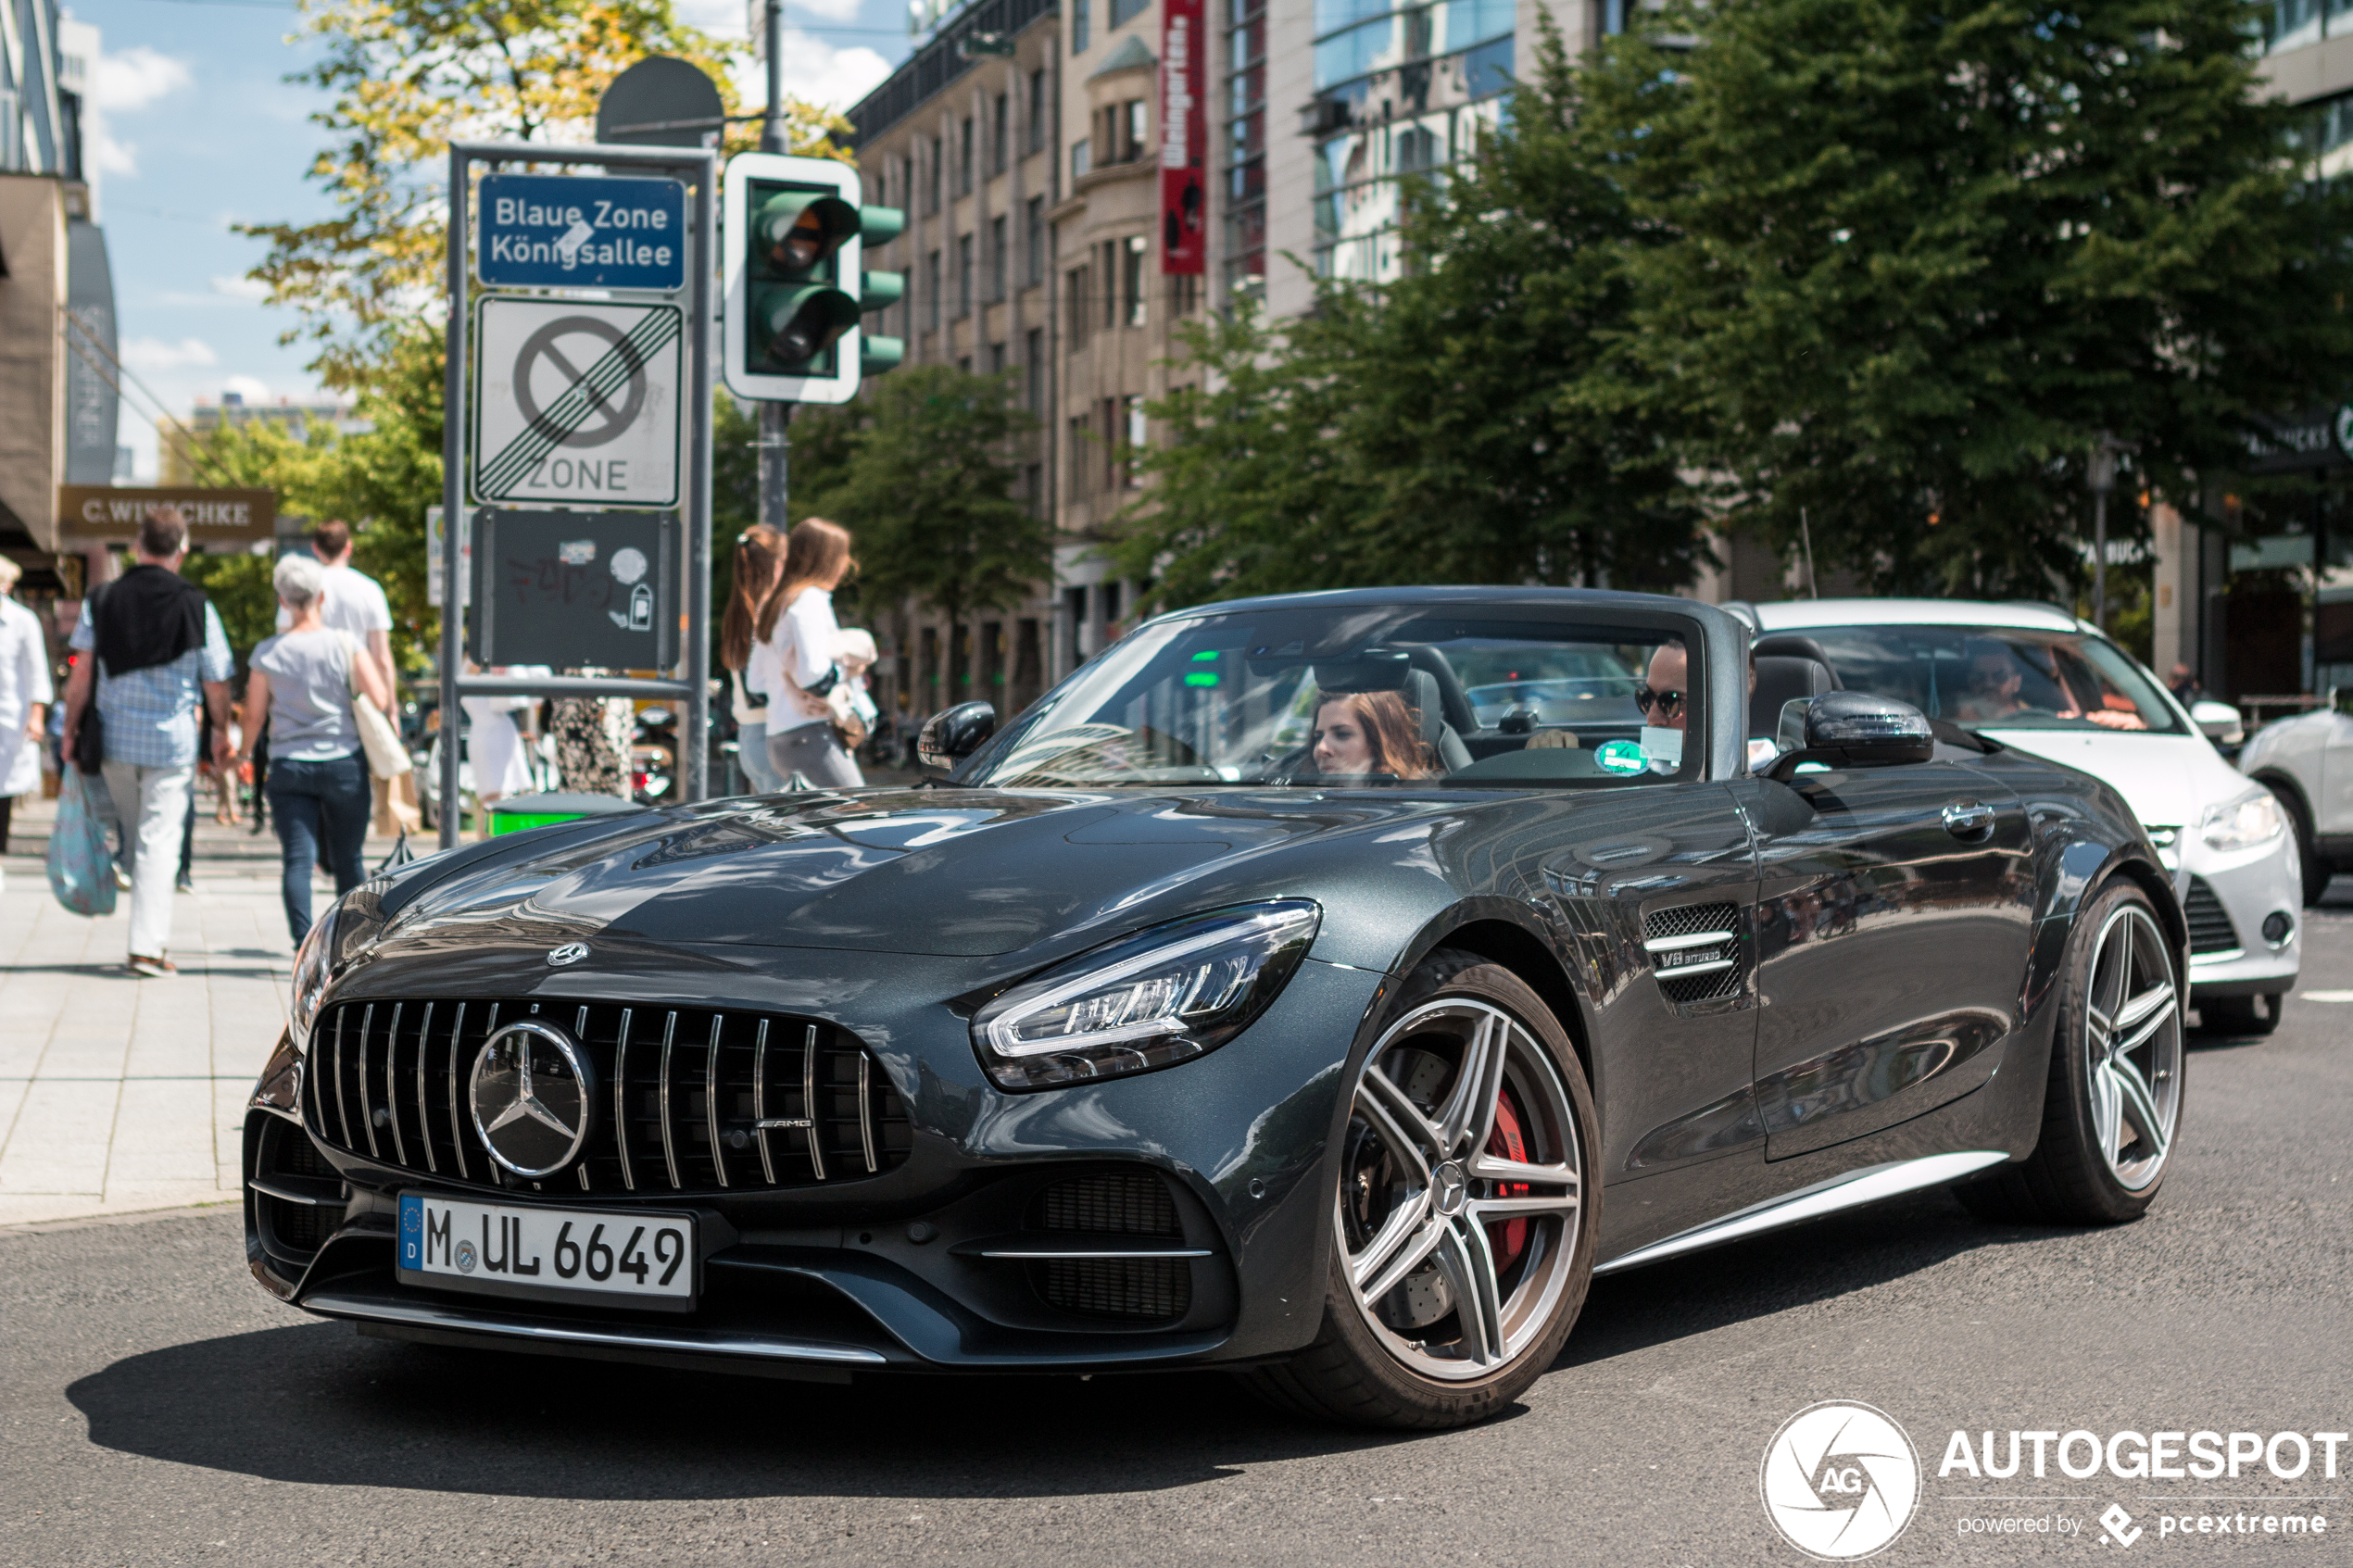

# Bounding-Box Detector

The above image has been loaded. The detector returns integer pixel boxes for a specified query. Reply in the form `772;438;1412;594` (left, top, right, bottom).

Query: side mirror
1768;691;1933;780
2189;699;2244;746
917;702;997;773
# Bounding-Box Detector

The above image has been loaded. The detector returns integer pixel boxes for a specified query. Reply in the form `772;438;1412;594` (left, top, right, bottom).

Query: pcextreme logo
1760;1401;1923;1561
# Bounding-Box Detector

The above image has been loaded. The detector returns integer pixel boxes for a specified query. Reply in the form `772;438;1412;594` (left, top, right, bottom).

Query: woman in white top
239;554;394;943
0;555;54;868
756;517;866;789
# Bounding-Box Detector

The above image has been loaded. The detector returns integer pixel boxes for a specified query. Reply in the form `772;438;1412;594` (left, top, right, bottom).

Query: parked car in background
2236;685;2353;908
1741;599;2301;1035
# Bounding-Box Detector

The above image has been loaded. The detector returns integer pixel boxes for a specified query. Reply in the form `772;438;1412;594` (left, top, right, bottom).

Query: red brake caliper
1485;1091;1533;1273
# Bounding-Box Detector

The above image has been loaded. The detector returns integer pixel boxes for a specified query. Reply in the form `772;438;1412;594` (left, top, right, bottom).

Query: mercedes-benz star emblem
469;1020;595;1177
546;941;589;967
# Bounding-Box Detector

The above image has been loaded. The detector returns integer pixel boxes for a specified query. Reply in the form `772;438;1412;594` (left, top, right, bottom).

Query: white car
1740;599;2302;1034
2236;687;2353;909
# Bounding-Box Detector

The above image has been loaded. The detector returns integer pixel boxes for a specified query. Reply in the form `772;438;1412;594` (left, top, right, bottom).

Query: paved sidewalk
0;789;400;1227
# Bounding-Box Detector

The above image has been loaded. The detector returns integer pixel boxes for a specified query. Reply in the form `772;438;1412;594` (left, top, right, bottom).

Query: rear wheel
1241;950;1596;1429
1959;881;2183;1226
2197;991;2283;1036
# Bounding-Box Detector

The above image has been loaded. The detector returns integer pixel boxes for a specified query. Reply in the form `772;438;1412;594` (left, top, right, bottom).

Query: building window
959;117;975;195
1028;69;1049;154
1123;394;1145;486
1066;266;1091;349
926;250;942;329
928;137;943;213
1026;327;1045;414
1111;0;1148;26
1072;136;1092;182
1099;396;1121;491
993;93;1009;175
1123;234;1148;327
1099;241;1119;330
957;233;974;318
1125;99;1148;162
1098;100;1146;166
1167;271;1199;318
1025;466;1043;518
989;340;1007;374
959;355;973;375
990;214;1007;300
1225;0;1266;299
1026;196;1046;287
1073;0;1090;53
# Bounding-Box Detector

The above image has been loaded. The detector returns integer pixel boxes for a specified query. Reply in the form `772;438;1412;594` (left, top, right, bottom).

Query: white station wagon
1737;599;2302;1034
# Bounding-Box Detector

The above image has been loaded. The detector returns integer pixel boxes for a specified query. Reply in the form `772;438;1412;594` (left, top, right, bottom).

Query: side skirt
1592;1149;2007;1276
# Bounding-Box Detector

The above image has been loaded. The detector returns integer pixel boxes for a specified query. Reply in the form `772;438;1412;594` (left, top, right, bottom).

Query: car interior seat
1403;669;1475;772
1750;655;1841;739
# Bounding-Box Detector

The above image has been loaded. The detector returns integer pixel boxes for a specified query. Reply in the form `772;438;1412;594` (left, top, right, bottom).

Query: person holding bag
722;525;787;795
754;518;865;789
237;554;392;944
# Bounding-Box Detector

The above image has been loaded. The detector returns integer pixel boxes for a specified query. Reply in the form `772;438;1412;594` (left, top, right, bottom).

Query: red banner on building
1160;0;1206;274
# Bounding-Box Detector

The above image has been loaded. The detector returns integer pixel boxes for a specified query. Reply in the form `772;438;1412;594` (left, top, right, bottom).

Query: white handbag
340;633;411;779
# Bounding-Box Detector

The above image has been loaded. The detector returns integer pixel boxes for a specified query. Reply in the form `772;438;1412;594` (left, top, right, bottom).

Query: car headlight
2201;788;2285;852
972;900;1321;1091
287;910;337;1052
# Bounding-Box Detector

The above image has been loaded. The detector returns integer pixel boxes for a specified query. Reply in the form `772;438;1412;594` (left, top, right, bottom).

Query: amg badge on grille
469;1021;595;1177
546;941;589;967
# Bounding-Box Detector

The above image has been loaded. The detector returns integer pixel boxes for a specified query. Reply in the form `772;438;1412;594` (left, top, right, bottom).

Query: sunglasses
1634;684;1687;720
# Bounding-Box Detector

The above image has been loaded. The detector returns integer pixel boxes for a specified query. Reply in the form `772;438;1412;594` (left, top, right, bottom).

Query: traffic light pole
757;0;796;536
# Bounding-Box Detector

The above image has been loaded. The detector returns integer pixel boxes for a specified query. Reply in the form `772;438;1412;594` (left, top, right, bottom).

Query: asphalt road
6;893;2352;1567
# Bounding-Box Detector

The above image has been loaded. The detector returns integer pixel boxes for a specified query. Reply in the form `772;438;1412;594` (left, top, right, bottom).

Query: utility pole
2088;433;2120;631
759;0;792;534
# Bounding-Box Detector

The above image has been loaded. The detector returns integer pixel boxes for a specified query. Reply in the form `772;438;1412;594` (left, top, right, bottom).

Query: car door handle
1943;801;1996;839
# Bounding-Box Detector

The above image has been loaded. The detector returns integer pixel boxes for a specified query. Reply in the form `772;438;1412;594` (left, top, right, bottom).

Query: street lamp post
759;0;791;533
2088;433;2120;630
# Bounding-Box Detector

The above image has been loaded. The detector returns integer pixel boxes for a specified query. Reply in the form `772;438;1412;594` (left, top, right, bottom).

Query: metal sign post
440;138;717;849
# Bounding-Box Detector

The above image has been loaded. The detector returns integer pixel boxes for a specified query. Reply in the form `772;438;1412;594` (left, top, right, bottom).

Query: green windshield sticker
1594;739;1648;775
1190;649;1219;661
1185;672;1220;687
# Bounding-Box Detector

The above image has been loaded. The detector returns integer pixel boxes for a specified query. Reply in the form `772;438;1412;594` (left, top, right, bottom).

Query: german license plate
396;1192;696;1307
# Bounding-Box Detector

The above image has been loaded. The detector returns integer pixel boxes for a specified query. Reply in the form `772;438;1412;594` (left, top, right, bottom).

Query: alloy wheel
1337;999;1582;1382
2083;903;2183;1191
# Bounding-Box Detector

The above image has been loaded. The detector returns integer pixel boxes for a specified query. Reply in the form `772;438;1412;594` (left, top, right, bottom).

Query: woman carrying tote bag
755;518;865;789
237;555;394;943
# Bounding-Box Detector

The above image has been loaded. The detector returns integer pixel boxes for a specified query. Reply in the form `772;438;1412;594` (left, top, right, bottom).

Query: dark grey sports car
244;588;2186;1428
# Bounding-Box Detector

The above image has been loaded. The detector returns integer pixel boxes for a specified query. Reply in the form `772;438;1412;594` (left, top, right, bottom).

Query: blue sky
73;0;912;479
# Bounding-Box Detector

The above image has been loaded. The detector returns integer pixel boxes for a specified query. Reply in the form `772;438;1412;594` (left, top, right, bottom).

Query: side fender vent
1643;902;1743;1006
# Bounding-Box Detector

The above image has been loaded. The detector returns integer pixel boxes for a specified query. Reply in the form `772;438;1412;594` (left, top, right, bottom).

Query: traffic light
722;152;906;405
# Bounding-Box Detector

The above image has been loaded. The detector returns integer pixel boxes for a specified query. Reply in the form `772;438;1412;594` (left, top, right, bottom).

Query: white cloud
222;375;272;404
94;46;193;113
122;335;219;371
681;0;867;40
86;45;194;178
210;275;271;302
726;30;891;114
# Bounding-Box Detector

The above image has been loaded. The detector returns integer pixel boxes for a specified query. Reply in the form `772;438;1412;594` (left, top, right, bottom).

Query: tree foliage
1582;0;2353;594
1114;19;1702;612
789;366;1052;671
243;0;846;383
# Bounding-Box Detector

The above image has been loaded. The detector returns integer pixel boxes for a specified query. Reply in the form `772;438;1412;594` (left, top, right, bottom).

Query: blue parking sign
478;172;686;292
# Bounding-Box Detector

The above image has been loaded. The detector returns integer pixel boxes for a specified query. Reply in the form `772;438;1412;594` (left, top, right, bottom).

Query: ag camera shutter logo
1761;1401;1922;1560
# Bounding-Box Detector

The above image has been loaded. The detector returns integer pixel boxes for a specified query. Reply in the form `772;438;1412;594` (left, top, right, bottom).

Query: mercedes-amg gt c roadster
244;589;2185;1428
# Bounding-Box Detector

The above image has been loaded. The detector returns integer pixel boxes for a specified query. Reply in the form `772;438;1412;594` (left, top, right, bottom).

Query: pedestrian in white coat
0;556;55;876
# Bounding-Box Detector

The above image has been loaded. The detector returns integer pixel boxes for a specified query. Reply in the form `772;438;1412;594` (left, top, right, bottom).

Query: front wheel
1959;881;2184;1226
1241;950;1597;1429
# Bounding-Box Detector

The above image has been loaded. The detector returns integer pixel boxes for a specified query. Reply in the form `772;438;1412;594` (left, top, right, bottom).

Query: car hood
379;787;1458;957
1976;729;2244;829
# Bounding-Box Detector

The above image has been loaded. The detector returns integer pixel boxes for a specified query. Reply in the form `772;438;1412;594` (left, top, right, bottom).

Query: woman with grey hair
236;552;393;943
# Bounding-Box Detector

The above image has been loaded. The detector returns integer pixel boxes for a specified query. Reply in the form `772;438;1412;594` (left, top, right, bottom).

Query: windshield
1796;624;2184;735
964;606;1702;789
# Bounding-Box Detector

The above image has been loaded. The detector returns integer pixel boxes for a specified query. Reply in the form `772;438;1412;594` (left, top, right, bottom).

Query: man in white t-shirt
278;521;414;834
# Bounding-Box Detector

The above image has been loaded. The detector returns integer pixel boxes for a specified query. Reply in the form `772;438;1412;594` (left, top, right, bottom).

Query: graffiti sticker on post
472;296;683;508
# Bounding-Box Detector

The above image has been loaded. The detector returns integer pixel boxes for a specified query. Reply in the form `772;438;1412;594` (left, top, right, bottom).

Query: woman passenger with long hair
755;517;867;789
722;524;787;794
1309;689;1436;780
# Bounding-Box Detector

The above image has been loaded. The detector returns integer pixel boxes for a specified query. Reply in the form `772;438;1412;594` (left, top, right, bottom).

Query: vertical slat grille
307;997;911;1196
2183;875;2241;955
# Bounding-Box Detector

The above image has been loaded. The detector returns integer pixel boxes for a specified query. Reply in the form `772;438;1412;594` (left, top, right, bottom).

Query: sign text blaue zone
478;173;687;292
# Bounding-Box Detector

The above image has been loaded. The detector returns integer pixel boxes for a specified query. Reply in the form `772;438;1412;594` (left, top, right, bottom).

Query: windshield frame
950;596;1729;791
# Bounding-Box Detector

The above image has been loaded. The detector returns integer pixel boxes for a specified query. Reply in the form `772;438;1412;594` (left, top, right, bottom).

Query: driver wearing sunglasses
1638;644;1691;731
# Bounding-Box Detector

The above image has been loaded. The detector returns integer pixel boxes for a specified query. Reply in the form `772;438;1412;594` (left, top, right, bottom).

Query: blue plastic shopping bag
46;768;118;917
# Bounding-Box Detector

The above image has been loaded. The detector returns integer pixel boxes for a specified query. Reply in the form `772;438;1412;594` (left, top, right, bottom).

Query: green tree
1583;0;2353;595
1116;19;1702;610
804;366;1051;706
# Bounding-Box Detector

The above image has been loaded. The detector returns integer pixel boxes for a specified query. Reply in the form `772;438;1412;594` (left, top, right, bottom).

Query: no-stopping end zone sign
472;296;683;508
